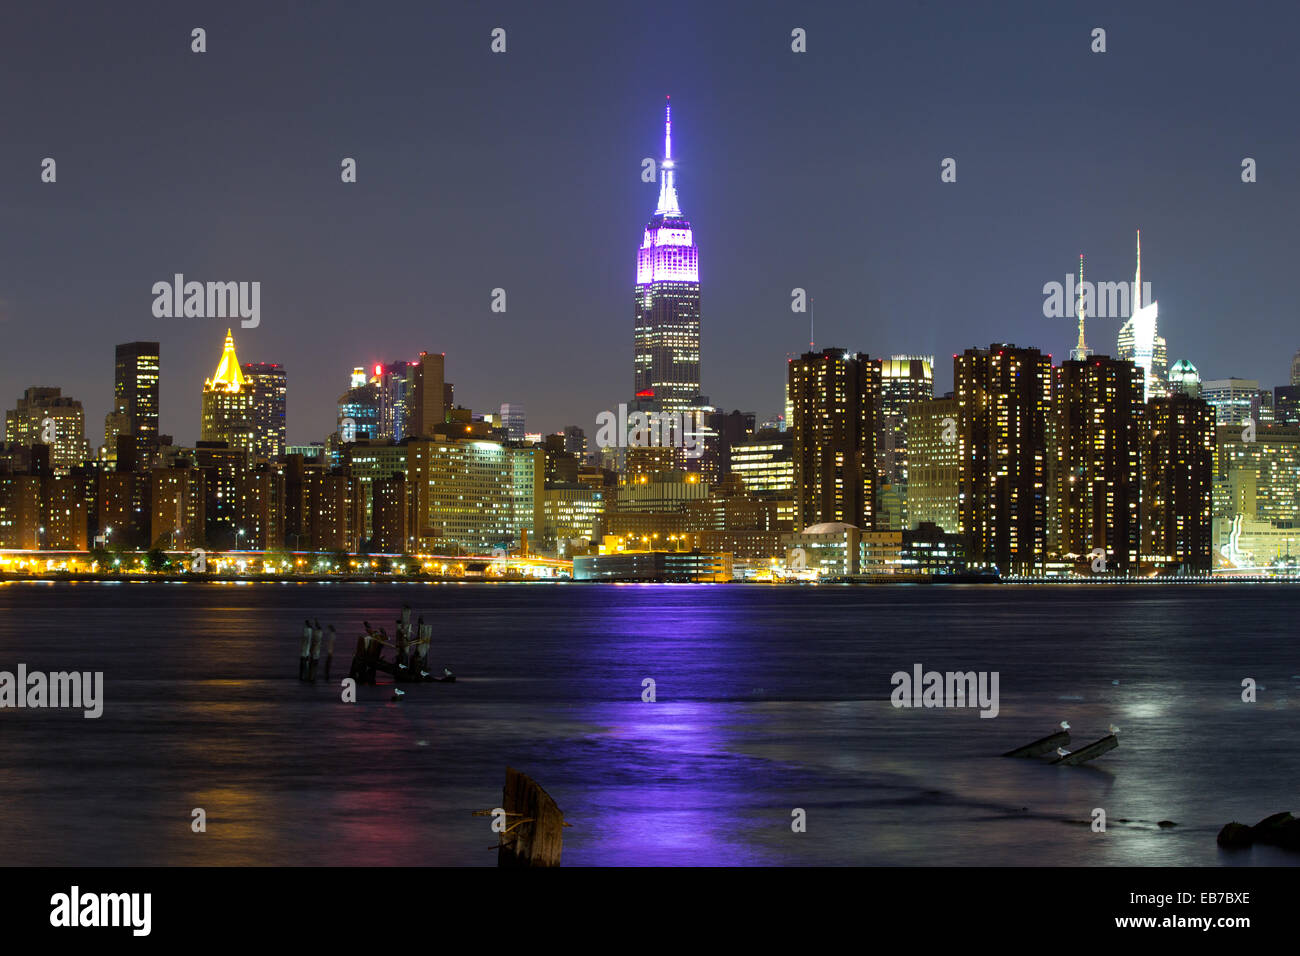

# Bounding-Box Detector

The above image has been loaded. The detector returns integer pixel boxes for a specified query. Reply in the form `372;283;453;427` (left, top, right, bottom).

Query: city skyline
5;0;1300;902
3;2;1300;446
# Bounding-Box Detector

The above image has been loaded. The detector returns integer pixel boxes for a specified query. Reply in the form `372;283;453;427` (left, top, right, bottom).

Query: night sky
2;0;1297;446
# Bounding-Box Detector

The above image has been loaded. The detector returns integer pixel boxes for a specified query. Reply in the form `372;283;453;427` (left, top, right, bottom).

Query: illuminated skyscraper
1168;359;1201;398
875;355;934;487
4;387;90;475
1201;378;1258;426
955;345;1053;575
789;348;879;530
634;97;700;410
242;362;286;460
338;369;381;441
200;329;256;457
906;397;959;534
1146;394;1214;571
500;403;527;441
1056;356;1145;573
1273;385;1300;425
110;342;160;466
375;361;414;440
1116;231;1168;399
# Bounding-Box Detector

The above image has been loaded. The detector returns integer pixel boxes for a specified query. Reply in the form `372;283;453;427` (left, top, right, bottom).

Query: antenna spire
1071;253;1092;361
655;96;681;216
1134;229;1142;310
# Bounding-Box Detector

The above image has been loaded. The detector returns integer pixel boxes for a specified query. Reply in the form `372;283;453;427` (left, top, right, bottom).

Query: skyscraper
789;348;879;530
408;352;446;438
500;403;527;441
1273;385;1300;425
4;386;90;475
1056;356;1145;573
1168;359;1201;398
200;329;256;457
242;362;287;460
634;97;700;411
955;345;1053;575
1146;394;1214;571
906;397;960;534
375;361;414;440
338;369;381;441
111;342;160;466
875;355;934;488
1116;231;1168;400
1201;378;1258;425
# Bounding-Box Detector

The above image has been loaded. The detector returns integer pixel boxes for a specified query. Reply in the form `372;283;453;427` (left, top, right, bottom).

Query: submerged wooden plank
1051;734;1118;766
1002;730;1070;758
498;767;567;867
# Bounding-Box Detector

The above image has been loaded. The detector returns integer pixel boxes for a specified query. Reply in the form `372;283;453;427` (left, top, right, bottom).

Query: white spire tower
655;96;680;217
1070;253;1092;361
1123;228;1159;399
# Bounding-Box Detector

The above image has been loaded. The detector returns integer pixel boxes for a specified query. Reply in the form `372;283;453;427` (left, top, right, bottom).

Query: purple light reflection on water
0;582;1296;866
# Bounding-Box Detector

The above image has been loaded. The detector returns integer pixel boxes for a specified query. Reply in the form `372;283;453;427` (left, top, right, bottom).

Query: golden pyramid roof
207;329;246;391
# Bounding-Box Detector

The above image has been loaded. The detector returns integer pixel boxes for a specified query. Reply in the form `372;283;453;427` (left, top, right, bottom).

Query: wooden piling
1051;733;1118;766
498;767;567;867
1002;730;1070;758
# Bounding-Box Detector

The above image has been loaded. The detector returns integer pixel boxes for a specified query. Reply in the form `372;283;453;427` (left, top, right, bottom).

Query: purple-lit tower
634;96;700;411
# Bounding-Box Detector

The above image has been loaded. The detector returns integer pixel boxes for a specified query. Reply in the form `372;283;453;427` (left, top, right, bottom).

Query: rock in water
1217;822;1253;848
1217;812;1300;851
1253;811;1300;850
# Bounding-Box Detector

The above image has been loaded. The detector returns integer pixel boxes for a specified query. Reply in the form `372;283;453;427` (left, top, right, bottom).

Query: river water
0;581;1296;866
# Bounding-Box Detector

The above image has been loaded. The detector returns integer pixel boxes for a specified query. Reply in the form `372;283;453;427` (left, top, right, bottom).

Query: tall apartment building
875;355;934;487
408;352;447;438
1144;394;1214;571
906;397;960;534
4;387;90;475
955;344;1053;575
242;362;287;460
109;341;160;467
1054;357;1145;573
788;348;879;530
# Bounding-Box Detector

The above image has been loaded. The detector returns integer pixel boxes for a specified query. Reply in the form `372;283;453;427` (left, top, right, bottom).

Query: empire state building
634;97;701;411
